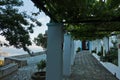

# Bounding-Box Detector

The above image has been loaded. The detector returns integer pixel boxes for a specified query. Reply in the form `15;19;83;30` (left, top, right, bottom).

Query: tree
0;0;41;55
34;31;47;49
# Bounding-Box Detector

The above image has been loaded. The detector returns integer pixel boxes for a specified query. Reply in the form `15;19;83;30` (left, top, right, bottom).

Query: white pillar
117;35;120;67
89;41;92;53
102;40;105;57
96;39;102;53
46;23;63;80
71;40;80;63
96;39;99;53
79;40;82;50
103;37;109;53
71;40;75;65
63;34;72;77
91;41;94;51
92;40;96;51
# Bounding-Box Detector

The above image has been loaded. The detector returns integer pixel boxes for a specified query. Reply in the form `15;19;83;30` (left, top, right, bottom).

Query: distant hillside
0;51;9;57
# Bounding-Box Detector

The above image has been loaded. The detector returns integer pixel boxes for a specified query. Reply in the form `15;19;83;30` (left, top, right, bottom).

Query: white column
96;39;99;53
46;23;63;80
92;40;96;51
79;40;82;50
63;34;72;77
91;41;94;51
71;39;75;65
117;35;120;67
71;40;80;63
96;39;102;53
103;42;105;57
89;41;92;53
103;37;109;53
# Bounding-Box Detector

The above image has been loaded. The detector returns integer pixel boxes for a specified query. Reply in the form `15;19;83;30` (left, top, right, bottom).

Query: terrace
31;0;120;80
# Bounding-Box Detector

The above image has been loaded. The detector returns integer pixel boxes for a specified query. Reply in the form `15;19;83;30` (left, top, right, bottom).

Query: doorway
82;40;89;50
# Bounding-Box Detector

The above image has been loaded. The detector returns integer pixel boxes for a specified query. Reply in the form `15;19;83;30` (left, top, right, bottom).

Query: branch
31;0;58;22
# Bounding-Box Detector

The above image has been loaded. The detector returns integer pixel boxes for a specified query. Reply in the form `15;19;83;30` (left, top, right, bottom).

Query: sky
21;0;50;40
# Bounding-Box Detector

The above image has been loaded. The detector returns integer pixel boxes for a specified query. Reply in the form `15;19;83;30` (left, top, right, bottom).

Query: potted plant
31;59;46;80
76;47;81;53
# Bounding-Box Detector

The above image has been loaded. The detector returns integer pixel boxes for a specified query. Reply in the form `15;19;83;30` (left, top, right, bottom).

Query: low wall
0;63;18;78
4;51;46;68
12;51;46;58
4;57;27;68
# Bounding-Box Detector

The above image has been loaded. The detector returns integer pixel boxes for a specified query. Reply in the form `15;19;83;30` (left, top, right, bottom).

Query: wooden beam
64;17;120;24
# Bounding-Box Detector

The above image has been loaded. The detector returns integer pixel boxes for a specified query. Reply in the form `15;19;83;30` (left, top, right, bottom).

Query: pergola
31;0;120;80
31;0;120;39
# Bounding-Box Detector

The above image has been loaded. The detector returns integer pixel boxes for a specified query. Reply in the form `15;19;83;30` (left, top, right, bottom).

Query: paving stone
69;51;118;80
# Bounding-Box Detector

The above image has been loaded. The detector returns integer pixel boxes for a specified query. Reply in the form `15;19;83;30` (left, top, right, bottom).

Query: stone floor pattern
69;51;118;80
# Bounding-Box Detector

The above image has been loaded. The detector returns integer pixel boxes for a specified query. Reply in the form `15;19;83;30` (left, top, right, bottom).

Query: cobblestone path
69;51;118;80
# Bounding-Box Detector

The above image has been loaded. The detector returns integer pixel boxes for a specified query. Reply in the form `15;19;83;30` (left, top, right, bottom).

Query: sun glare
0;60;4;66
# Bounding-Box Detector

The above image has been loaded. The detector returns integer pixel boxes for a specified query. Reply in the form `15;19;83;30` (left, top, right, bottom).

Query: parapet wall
0;63;18;78
4;51;46;68
4;57;27;68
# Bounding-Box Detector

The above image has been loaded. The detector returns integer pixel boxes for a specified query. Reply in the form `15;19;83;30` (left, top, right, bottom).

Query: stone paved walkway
69;51;118;80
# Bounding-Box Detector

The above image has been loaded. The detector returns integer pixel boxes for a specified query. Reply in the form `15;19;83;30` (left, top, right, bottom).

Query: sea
0;46;43;60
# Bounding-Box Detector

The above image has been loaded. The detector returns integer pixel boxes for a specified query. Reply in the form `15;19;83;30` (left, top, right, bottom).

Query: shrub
101;47;118;65
76;47;81;53
97;51;102;56
91;50;96;53
37;60;46;71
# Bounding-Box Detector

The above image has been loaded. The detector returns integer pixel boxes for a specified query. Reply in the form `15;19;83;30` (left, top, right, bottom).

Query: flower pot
31;71;46;80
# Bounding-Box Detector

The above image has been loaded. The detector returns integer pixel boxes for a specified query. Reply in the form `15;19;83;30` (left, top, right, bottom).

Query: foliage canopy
32;0;120;40
34;32;47;49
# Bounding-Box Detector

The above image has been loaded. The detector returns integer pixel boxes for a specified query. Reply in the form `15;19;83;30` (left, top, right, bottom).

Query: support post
117;35;120;67
63;34;72;77
46;23;63;80
103;37;109;53
71;40;75;65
